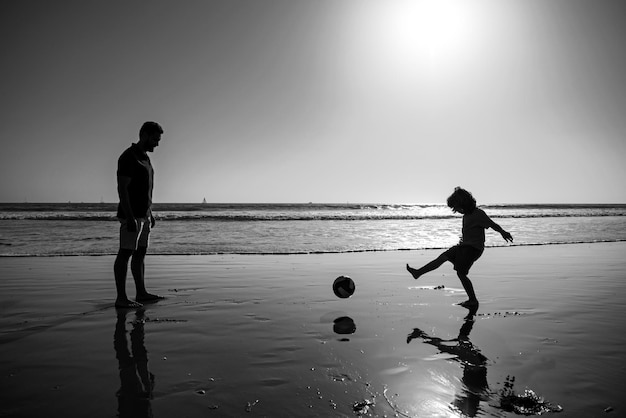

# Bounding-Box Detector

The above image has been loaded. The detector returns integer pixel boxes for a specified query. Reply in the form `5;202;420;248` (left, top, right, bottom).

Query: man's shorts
442;245;484;275
119;217;150;250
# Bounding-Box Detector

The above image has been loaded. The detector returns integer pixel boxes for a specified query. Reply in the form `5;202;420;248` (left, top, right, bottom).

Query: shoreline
1;242;625;417
1;238;625;258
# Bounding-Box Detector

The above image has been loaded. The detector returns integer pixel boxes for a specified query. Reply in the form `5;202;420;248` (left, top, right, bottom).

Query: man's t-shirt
117;143;153;219
460;208;492;250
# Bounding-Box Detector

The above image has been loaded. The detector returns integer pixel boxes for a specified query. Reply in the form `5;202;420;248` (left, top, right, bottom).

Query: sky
1;0;625;204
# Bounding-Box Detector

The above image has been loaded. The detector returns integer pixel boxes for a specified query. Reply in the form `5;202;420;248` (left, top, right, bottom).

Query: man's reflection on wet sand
407;307;488;417
114;308;154;418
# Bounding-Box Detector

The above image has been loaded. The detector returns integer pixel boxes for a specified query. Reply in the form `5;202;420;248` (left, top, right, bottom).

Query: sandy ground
1;242;624;417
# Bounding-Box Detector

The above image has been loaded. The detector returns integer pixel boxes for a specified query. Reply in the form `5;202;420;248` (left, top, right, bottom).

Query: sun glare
342;0;486;86
386;0;477;61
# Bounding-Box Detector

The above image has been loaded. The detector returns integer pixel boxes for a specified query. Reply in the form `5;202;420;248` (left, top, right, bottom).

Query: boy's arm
484;213;513;242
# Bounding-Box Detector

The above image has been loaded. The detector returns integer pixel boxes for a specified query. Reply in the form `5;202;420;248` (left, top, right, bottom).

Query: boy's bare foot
406;328;428;344
136;293;165;303
115;299;143;309
458;299;479;308
406;264;421;280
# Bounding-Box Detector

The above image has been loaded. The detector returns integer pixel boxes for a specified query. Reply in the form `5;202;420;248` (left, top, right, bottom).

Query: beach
1;242;625;417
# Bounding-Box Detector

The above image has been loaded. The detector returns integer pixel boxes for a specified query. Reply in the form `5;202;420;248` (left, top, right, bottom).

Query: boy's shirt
460;208;492;250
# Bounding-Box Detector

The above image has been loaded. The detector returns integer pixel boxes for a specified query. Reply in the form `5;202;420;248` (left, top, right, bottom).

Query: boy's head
447;187;476;214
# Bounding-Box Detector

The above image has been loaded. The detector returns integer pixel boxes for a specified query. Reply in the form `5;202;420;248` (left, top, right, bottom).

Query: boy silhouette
407;187;513;307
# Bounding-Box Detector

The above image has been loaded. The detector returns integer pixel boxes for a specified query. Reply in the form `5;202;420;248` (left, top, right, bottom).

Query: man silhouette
114;121;164;309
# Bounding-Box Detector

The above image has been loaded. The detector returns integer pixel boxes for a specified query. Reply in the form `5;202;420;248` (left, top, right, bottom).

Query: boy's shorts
442;245;483;275
119;217;150;250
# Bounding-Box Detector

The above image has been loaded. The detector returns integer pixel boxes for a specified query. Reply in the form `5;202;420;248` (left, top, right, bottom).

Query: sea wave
1;212;624;221
2;203;625;257
2;202;626;221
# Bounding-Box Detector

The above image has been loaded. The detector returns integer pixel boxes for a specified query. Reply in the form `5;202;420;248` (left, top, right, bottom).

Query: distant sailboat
202;198;207;204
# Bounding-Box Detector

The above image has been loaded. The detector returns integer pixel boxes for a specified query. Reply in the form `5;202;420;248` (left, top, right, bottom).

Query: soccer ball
333;276;355;299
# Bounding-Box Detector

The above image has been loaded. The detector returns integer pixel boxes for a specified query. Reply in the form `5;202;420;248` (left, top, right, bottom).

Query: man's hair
139;121;163;139
447;187;477;213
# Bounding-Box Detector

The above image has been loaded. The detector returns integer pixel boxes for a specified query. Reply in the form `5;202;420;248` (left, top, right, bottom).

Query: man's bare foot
136;293;165;303
115;298;143;309
458;299;479;308
406;264;422;280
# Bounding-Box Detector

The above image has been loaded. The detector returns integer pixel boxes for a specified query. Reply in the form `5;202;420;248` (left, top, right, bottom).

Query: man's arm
149;208;156;228
117;175;137;232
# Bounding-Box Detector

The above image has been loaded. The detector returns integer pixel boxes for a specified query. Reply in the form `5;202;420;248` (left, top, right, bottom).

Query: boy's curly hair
447;187;477;213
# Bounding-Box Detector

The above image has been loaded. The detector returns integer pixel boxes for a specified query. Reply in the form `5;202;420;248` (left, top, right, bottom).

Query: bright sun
383;0;479;64
342;0;486;84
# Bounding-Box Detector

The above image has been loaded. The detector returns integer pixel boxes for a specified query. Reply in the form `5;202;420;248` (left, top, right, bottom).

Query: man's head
138;121;163;152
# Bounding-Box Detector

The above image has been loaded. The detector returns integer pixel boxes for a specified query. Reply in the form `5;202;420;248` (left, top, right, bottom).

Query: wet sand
1;242;625;417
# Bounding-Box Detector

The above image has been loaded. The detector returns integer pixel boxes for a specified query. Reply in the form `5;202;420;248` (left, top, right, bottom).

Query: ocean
1;203;625;256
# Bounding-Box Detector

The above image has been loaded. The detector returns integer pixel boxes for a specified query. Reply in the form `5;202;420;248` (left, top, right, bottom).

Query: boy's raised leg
407;254;448;280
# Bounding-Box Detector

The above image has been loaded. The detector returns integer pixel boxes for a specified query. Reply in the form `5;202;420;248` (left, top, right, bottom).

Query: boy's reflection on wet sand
407;307;488;417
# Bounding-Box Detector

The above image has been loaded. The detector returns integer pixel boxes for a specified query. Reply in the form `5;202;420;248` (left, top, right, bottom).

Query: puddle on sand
496;376;563;415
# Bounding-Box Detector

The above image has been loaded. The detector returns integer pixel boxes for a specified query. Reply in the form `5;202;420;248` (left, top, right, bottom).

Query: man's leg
407;254;448;280
131;246;148;296
115;248;142;308
131;246;164;302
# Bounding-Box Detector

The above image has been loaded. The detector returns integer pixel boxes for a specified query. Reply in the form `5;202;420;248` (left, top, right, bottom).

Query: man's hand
501;231;513;243
126;218;138;233
150;215;156;228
